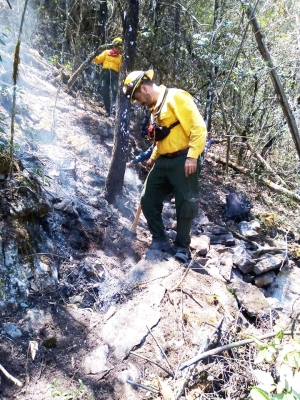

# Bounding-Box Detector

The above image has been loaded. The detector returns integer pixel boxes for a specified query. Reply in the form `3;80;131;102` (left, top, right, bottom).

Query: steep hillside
1;9;300;400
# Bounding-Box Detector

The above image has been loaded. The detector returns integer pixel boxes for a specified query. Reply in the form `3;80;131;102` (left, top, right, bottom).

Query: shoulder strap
153;88;180;131
153;88;169;121
169;120;180;129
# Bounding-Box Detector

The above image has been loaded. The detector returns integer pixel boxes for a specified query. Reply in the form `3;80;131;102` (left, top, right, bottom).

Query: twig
178;289;203;309
146;325;175;376
226;226;287;257
126;379;159;394
6;0;12;8
175;317;224;399
251;247;287;258
170;251;197;292
180;289;185;338
67;43;110;89
179;330;300;370
0;364;23;387
129;351;174;377
225;226;260;249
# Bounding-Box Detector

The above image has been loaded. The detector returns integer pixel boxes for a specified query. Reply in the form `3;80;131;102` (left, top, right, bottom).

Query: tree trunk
204;0;219;133
104;0;139;205
243;1;300;158
172;3;180;81
98;1;107;43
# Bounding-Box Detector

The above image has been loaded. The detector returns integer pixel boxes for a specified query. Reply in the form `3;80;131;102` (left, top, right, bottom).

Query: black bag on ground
222;193;252;221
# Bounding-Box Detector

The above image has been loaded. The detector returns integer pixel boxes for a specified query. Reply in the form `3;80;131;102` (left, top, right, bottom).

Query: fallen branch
226;227;260;248
67;43;110;89
126;379;159;394
251;246;287;258
207;153;300;203
246;142;289;188
179;330;300;371
147;325;175;376
0;363;23;387
129;351;174;378
226;227;286;256
175;317;224;399
170;251;197;292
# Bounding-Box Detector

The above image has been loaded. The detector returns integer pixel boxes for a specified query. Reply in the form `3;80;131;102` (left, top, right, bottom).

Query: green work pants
141;154;201;248
100;69;119;114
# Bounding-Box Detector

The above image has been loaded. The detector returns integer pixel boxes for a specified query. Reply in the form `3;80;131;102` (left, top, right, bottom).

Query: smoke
124;166;138;186
0;0;40;84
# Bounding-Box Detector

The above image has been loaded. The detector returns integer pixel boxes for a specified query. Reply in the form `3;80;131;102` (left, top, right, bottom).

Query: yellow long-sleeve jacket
93;50;122;73
150;86;207;160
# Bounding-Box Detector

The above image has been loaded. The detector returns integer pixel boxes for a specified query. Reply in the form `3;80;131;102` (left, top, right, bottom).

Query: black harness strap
152;88;180;142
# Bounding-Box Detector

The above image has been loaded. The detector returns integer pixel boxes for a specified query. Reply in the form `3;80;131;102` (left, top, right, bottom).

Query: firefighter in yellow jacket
123;70;207;263
93;37;122;117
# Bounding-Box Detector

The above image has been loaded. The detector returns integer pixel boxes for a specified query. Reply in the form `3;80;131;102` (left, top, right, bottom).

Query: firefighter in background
93;37;122;117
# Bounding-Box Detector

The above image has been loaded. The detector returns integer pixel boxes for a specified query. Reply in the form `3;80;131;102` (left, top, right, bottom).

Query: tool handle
130;204;142;233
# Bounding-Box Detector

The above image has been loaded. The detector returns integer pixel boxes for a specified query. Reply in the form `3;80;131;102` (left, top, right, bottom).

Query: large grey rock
266;262;300;312
101;302;161;360
232;245;256;274
82;345;110;376
253;254;287;275
231;277;271;317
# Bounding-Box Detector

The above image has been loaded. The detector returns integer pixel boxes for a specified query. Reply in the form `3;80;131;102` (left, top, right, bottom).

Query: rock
266;262;300;312
253;254;287;275
219;252;233;281
238;220;261;237
190;235;210;255
231;277;271;318
2;323;22;339
232;245;256;274
203;232;235;246
254;271;276;288
83;345;109;376
101;302;161;360
202;225;229;235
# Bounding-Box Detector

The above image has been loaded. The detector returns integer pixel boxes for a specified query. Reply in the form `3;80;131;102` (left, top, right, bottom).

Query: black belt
161;148;189;158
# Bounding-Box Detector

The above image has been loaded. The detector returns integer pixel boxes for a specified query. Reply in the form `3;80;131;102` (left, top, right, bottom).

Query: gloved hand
145;158;155;171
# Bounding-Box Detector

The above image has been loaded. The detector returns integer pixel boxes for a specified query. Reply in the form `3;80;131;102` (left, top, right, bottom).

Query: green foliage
49;54;59;65
31;167;50;186
275;196;296;208
64;60;72;71
250;334;300;400
252;333;281;364
0;278;6;300
50;379;94;399
0;115;5;134
227;286;236;298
